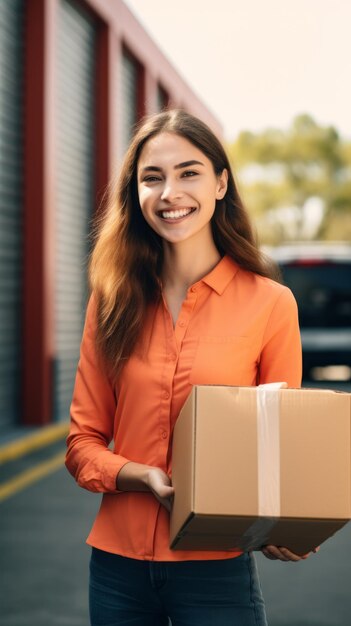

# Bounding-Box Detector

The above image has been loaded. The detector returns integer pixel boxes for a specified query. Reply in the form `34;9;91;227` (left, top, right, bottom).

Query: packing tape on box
240;383;287;549
257;382;287;517
242;517;278;550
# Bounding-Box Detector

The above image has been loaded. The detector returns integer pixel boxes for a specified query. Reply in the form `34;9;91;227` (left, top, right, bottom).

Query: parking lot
1;379;351;626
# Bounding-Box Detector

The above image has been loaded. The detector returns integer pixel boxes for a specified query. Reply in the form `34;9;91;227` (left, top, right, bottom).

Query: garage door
0;0;24;432
119;50;139;158
55;0;96;421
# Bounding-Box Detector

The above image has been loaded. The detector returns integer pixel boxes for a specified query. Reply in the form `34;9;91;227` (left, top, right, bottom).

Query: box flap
280;389;351;519
194;386;259;516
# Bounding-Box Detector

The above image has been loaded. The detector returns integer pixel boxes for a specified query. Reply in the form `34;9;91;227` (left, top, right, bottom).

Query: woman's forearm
116;462;175;511
116;461;151;491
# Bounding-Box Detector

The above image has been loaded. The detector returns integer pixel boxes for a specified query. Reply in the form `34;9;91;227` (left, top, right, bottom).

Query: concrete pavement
2;446;351;625
1;448;98;626
1;380;351;626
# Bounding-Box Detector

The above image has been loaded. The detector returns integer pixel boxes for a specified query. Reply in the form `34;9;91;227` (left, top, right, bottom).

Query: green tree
227;114;351;244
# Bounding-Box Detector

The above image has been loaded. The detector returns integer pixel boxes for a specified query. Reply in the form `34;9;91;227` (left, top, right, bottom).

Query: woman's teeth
161;207;194;220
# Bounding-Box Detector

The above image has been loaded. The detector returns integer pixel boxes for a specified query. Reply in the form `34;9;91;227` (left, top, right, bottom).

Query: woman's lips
157;207;197;220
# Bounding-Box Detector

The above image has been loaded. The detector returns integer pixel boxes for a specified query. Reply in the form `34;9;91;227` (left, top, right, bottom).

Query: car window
280;262;351;328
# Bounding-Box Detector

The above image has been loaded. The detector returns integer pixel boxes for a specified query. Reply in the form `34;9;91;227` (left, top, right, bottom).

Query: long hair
90;109;277;379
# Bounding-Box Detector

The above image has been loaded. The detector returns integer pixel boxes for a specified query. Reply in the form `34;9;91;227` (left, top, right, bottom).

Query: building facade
0;0;222;432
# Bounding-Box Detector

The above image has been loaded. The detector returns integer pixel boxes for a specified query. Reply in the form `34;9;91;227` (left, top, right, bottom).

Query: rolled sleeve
65;295;130;493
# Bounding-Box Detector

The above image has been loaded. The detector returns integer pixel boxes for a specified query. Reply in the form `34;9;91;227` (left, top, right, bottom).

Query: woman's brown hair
90;109;277;379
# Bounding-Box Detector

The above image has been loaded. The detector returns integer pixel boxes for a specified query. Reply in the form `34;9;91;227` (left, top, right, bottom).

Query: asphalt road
0;462;97;626
1;380;351;626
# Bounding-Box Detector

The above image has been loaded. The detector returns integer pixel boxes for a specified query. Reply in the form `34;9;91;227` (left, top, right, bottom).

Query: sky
123;0;351;142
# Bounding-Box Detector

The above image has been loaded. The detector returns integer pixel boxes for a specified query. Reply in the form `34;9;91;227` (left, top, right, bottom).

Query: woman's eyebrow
175;160;205;169
140;160;205;174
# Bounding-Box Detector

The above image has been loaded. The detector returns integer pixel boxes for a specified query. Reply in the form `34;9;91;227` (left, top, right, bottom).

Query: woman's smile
157;206;197;222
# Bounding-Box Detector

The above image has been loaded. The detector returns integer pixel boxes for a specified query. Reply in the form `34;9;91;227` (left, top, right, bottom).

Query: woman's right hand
117;462;174;511
145;467;175;512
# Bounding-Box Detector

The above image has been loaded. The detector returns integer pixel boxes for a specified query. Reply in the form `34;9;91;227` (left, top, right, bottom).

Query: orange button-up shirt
66;255;302;561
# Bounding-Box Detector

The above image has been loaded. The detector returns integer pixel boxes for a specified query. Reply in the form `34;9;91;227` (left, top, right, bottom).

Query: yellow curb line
0;451;66;502
0;422;69;465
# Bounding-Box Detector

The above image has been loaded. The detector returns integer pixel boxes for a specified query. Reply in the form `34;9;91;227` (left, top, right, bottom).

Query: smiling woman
88;109;275;375
137;132;228;248
139;157;205;222
66;109;309;626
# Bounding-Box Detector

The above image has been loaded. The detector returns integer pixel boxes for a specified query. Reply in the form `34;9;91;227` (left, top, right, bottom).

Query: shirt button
163;391;170;400
168;352;177;361
178;320;186;327
191;286;197;293
161;431;168;439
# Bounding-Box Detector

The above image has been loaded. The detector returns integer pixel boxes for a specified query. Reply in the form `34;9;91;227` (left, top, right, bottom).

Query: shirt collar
201;255;239;295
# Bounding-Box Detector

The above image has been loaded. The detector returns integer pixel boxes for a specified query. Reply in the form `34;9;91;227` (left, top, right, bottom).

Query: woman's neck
162;236;221;295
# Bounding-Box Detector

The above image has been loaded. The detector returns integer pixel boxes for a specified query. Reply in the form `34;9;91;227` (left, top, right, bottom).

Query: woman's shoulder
236;263;296;305
84;291;97;319
81;292;101;338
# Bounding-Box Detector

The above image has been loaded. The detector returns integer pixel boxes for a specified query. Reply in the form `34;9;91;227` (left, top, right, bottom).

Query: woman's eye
143;176;161;183
182;170;198;178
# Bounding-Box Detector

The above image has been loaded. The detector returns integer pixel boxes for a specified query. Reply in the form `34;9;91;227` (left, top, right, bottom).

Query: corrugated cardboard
170;385;351;555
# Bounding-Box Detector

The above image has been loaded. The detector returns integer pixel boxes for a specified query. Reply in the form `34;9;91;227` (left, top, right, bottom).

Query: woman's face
136;132;227;246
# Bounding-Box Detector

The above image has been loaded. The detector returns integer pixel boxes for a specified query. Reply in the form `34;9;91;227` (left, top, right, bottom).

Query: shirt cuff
102;454;131;493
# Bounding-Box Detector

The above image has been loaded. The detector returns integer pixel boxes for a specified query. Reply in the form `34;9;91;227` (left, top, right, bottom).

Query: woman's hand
117;462;174;511
145;467;175;512
261;545;320;562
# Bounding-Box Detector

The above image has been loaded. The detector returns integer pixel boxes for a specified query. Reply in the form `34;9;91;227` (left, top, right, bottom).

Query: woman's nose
160;181;182;202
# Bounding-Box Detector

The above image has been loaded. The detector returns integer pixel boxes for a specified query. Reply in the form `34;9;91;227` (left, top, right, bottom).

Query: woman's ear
216;168;228;199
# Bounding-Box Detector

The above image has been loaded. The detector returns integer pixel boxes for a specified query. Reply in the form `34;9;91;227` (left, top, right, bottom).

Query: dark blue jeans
89;547;268;625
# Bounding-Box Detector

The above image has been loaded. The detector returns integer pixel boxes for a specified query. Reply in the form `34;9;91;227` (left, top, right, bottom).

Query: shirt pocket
188;335;255;386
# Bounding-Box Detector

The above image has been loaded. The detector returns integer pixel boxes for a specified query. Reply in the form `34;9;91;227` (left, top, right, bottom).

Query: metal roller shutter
0;0;24;432
119;51;138;158
55;0;96;421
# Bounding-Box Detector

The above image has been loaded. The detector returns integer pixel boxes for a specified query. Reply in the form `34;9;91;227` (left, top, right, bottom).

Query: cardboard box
170;385;351;555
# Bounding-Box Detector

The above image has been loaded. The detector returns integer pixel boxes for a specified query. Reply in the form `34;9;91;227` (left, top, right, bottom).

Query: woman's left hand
261;545;320;562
